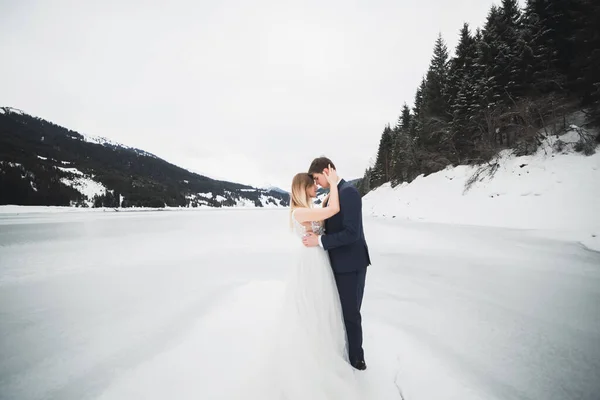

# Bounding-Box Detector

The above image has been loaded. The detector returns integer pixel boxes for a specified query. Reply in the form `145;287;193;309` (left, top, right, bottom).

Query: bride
263;166;360;399
235;166;361;399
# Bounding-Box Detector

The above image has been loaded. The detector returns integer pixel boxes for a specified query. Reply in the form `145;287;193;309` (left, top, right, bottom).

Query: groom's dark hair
308;157;336;175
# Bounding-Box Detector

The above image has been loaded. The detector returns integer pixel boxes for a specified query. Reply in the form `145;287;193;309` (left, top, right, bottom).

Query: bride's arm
294;176;339;223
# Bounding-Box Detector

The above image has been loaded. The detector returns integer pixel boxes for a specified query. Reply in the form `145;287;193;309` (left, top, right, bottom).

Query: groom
303;157;371;371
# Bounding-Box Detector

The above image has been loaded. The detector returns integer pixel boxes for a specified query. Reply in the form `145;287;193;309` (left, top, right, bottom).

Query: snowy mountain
363;126;600;251
262;186;289;195
0;107;289;208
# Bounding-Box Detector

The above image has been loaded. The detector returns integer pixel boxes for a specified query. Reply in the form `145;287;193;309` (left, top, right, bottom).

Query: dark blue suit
321;179;370;363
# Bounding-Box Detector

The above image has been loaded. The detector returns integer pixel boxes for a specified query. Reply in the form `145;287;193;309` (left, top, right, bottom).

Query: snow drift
363;128;600;251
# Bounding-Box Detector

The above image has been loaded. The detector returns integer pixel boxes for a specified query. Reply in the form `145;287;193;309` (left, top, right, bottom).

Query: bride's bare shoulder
291;207;313;228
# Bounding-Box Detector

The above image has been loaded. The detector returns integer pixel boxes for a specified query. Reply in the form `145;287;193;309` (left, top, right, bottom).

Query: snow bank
363;129;600;251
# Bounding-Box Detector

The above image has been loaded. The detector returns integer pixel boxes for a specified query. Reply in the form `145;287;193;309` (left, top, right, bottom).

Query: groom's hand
302;232;320;247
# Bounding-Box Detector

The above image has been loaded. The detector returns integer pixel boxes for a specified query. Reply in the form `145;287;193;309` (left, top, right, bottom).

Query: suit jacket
322;179;371;274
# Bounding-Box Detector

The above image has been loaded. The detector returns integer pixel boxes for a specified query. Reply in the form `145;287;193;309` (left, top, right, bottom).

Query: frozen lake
1;209;599;399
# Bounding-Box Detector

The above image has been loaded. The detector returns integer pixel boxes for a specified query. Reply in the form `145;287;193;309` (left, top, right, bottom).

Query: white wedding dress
238;210;361;399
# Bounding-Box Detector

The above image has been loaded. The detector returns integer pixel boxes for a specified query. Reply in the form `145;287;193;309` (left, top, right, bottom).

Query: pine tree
399;103;411;133
472;5;519;149
448;23;479;160
571;0;600;124
530;0;579;82
370;125;394;187
476;1;525;108
422;35;450;122
522;0;570;94
390;104;414;182
469;28;486;128
448;24;476;107
496;0;524;101
420;34;452;155
477;6;504;108
411;78;427;141
357;167;373;196
424;34;450;118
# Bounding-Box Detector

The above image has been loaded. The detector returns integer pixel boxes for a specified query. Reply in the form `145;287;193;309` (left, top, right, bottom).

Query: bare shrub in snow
553;139;567;153
504;96;573;157
464;156;501;194
572;126;597;156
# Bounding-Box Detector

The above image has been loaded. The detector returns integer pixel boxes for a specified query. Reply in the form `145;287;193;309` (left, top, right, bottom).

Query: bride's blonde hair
289;173;314;227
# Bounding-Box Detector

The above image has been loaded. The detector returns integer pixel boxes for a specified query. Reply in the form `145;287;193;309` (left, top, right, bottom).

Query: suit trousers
334;267;367;362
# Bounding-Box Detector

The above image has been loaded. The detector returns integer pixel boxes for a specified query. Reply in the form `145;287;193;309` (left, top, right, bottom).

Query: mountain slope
0;107;289;208
363;127;600;250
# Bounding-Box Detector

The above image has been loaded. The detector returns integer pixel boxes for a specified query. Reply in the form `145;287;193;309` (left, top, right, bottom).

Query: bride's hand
324;164;338;184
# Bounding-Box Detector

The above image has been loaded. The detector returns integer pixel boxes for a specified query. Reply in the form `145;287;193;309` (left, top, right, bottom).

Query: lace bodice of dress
291;209;325;239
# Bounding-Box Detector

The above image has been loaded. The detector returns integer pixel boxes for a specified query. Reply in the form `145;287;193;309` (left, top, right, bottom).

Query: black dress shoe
352;360;367;370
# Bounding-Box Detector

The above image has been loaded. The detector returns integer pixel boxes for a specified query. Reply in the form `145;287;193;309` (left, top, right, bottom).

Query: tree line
357;0;600;195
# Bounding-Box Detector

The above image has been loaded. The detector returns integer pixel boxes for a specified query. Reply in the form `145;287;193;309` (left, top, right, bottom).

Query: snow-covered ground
364;130;600;251
56;166;108;206
1;209;598;400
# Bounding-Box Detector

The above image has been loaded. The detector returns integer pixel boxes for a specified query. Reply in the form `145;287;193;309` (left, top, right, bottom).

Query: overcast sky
1;0;501;189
